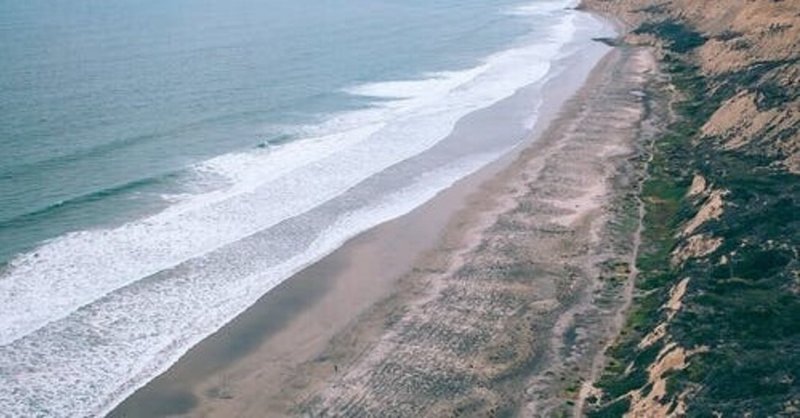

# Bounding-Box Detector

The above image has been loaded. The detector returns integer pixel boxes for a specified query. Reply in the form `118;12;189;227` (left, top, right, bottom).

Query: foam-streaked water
0;0;613;416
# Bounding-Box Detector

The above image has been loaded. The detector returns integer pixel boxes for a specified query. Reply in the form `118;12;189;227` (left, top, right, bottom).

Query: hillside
579;0;800;416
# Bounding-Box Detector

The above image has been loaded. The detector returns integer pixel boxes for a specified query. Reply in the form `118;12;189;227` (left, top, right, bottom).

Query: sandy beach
110;25;659;418
4;0;795;414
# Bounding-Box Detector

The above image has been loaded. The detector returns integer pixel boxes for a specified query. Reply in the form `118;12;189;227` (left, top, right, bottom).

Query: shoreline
292;44;656;417
109;15;638;418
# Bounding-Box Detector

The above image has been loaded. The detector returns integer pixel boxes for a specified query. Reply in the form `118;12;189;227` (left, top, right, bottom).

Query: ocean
0;0;612;415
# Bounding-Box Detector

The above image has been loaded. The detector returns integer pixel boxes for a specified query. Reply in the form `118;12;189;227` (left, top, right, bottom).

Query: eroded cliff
579;1;800;417
585;0;799;172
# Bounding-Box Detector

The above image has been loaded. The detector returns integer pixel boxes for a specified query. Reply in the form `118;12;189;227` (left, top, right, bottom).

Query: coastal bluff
579;1;800;417
583;0;799;172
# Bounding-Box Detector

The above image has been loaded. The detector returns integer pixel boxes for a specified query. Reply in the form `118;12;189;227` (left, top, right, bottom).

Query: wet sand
110;30;658;418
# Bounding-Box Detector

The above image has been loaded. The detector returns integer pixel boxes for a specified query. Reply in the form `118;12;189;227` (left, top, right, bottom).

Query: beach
111;32;659;416
4;0;797;415
1;4;624;416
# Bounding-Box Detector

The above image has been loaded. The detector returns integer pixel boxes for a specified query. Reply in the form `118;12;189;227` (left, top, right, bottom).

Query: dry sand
110;41;659;418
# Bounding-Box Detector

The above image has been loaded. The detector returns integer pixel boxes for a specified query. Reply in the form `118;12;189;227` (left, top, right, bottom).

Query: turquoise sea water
0;0;613;415
0;0;533;262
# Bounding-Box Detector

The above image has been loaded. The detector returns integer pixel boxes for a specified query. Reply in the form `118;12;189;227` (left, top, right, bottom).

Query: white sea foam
0;149;507;417
0;3;608;416
0;8;576;348
504;0;578;16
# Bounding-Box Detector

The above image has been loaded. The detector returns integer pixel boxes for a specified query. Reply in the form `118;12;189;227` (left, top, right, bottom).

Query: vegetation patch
588;17;800;418
633;19;707;53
